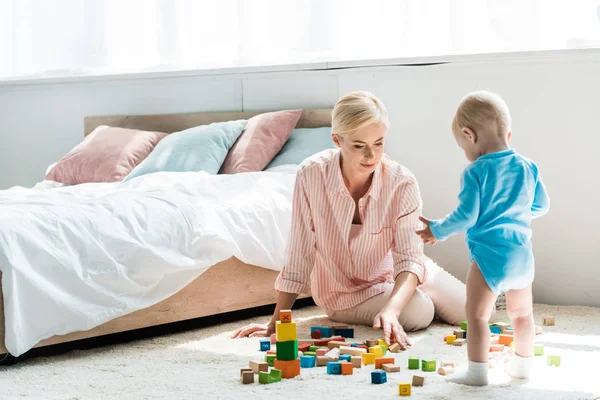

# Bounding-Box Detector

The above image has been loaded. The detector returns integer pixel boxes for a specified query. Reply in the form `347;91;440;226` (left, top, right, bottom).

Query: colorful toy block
339;354;352;363
270;333;277;344
534;344;544;356
371;370;387;384
412;375;424;387
316;356;330;367
446;335;456;345
303;351;316;357
490;325;502;334
280;309;292;323
274;358;300;379
327;341;348;349
324;348;340;359
270;369;282;382
453;339;467;346
421;360;436;372
311;330;322;339
362;353;376;365
388;342;401;353
438;366;454;375
382;363;400;373
339;346;367;356
334;328;354;338
298;343;311;353
461;321;468;331
298;339;315;345
241;370;254;384
351;356;362;368
453;329;466;339
258;368;282;384
276;321;297;342
499;334;514;346
535;325;543;335
300;355;316;368
408;357;420;370
378;344;388;354
276;340;298;360
399;383;411;396
259;338;271;351
249;360;269;373
490;344;505;352
327;361;342;375
547;355;561;367
340;361;354;375
377;339;386;346
375;357;395;369
316;348;329;356
265;354;276;366
266;349;276;355
442;362;455;368
368;346;384;358
366;339;379;347
311;326;333;338
504;327;514;335
543;316;555;326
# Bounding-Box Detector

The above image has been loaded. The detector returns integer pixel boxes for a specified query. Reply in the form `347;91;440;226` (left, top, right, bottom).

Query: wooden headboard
84;109;333;136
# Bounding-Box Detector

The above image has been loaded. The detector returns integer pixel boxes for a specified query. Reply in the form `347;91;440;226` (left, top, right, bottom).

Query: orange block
266;350;276;355
375;357;395;369
499;334;514;346
341;361;354;375
274;358;300;379
280;309;292;323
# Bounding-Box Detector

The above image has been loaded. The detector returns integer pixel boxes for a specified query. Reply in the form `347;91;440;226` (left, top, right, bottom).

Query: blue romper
430;149;550;294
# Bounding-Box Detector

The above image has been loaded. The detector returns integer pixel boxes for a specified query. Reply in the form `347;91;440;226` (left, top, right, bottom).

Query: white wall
0;53;598;307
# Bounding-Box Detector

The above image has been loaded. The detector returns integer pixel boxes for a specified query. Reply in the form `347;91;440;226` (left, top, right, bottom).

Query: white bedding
0;165;298;356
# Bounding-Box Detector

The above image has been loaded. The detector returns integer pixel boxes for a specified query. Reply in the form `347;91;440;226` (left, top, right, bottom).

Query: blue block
334;328;354;338
326;362;341;375
300;355;316;368
259;339;271;351
351;343;360;347
311;326;333;338
339;354;352;362
371;370;387;384
490;326;501;334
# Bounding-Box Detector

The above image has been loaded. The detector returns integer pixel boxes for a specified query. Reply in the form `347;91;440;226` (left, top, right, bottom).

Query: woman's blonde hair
452;91;512;137
332;91;389;137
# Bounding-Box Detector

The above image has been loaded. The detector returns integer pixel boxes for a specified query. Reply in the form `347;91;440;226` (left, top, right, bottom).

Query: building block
265;354;276;367
504;327;514;335
453;339;467;346
362;353;376;365
270;333;277;344
453;329;466;339
446;335;456;345
371;370;387;384
327;341;348;349
438;366;454;375
334;328;354;338
490;344;505;352
259;338;271;351
280;309;292;323
534;344;544;356
354;345;368;349
340;361;354;375
547;355;561;367
378;344;388;354
241;370;254;384
382;363;400;373
270;369;282;382
309;345;324;352
339;354;352;363
351;356;362;368
276;321;297;342
461;320;468;331
421;360;436;372
324;348;340;359
316;356;330;367
375;357;395;369
408;357;420;370
274;358;300;379
298;343;311;353
535;325;543;335
266;349;276;355
366;339;379;347
303;351;316;357
298;339;315;345
443;362;455;368
368;346;384;358
490;325;502;334
316;348;329;356
311;330;322;339
339;346;367;356
258;371;272;384
543;316;555;326
327;362;342;375
377;339;386;346
499;334;514;346
412;375;424;386
311;326;333;338
276;340;298;360
300;355;316;368
249;361;269;373
398;383;411;396
490;335;500;344
388;342;401;353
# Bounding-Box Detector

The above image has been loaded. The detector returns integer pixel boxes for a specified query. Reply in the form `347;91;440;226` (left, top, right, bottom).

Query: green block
309;346;326;352
378;344;388;354
276;340;298;361
265;354;276;366
534;345;544;356
258;371;273;384
461;321;468;331
547;355;561;367
408;358;420;370
422;359;436;372
303;351;316;357
270;369;282;382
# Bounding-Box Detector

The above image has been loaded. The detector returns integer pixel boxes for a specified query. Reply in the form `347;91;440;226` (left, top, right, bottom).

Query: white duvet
0;165;298;356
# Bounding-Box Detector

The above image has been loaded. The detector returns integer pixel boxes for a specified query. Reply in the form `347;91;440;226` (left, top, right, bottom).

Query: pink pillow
220;109;303;174
46;126;167;184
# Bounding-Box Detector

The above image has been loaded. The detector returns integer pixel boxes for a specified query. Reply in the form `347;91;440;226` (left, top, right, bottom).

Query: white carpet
1;304;599;400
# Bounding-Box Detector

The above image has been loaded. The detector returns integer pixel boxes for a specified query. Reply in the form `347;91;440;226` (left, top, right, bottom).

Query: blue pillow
125;120;247;180
265;127;334;169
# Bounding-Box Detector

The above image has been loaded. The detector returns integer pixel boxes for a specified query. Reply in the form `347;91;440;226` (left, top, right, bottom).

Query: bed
0;108;332;360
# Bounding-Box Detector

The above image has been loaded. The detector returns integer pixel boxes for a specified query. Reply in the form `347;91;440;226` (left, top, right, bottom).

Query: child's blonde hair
453;91;512;137
332;91;389;137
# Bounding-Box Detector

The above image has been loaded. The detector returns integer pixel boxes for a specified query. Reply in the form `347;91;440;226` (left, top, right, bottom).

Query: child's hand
416;216;437;245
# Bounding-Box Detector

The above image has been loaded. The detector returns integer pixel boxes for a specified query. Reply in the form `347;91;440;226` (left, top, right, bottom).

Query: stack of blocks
274;309;301;379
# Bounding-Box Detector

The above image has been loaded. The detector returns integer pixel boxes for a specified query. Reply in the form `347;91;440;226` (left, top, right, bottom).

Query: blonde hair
452;91;512;137
332;91;389;137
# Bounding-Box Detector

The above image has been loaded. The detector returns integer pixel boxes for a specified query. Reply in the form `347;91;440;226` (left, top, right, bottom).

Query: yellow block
446;335;456;345
399;383;411;396
377;339;386;346
368;346;383;358
276;321;297;342
362;353;376;365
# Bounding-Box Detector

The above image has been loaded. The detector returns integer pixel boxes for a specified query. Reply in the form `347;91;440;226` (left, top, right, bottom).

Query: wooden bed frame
0;108;332;356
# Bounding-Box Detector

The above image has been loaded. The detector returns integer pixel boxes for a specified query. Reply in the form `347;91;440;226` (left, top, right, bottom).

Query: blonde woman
233;91;467;347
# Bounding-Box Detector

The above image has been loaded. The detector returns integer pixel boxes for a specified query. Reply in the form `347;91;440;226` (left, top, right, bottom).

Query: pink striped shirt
275;149;427;311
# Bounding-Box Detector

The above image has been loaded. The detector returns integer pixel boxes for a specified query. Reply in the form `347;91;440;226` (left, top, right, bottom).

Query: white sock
447;360;489;386
506;354;532;379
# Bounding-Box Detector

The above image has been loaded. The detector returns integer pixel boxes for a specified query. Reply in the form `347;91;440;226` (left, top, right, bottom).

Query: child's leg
448;261;496;386
505;285;534;378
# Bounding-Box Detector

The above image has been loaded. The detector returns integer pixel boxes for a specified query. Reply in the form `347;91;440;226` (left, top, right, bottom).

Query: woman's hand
373;308;411;350
416;216;437;245
231;322;275;339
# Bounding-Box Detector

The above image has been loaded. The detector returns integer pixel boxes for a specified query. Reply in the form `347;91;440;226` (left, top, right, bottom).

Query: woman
232;91;468;347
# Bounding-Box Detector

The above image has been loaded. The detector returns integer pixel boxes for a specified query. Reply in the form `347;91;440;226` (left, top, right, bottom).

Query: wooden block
340;361;354;375
316;356;330;367
311;330;322;339
276;321;297;342
297;339;315;345
534;344;544;356
453;339;467;346
297;343;311;353
375;357;395;369
270;333;277;344
300;355;316;368
311;326;333;338
314;336;344;346
265;354;276;367
461;320;468;331
274;358;300;379
327;361;342;375
453;329;466;339
408;357;420;370
412;375;424;387
276;340;298;360
377;339;386;346
327;340;347;349
259;339;271;351
339;346;367;356
351;356;362;368
368;346;383;358
388;342;401;353
371;370;387;384
339;354;352;363
258;371;272;384
542;316;555;326
316;348;329;356
490;336;500;344
324;347;340;359
438;366;454;375
535;325;543;335
382;363;400;373
279;309;292;323
303;351;316;357
490;325;502;334
362;353;376;365
499;334;514;346
490;344;505;352
241;370;254;384
547;355;561;367
421;360;436;372
249;361;268;373
398;383;411;396
442;362;455;368
446;335;456;345
366;339;379;347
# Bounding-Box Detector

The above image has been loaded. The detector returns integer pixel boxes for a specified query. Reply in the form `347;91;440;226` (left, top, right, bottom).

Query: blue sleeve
531;174;550;219
430;167;480;241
